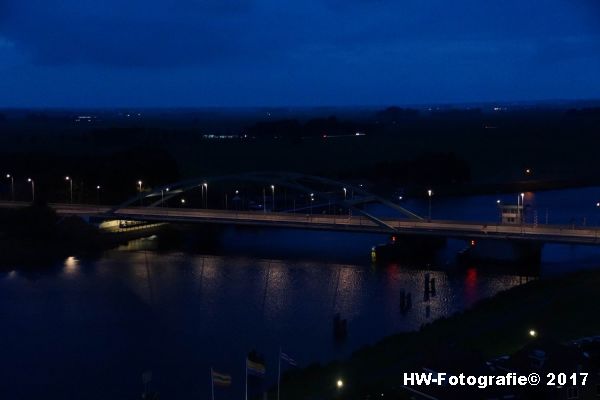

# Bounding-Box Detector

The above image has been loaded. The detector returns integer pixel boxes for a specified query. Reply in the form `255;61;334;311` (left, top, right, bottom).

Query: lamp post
6;174;14;201
65;176;73;203
161;188;169;207
271;185;275;212
310;193;314;216
138;180;143;206
496;199;502;224
203;183;208;208
427;189;433;221
343;187;347;200
520;192;525;224
96;185;101;205
27;178;34;202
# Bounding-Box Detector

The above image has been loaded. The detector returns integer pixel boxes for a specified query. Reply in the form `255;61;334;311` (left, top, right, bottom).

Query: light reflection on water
0;247;534;400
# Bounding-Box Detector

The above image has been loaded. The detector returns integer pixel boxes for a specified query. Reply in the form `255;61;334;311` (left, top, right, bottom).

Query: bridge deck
2;201;600;245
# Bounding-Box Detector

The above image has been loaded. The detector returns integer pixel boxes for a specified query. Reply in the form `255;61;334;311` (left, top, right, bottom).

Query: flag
212;370;232;387
246;359;266;377
280;352;297;367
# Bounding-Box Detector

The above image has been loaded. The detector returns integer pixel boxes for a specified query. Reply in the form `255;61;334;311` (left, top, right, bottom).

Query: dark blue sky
0;0;599;107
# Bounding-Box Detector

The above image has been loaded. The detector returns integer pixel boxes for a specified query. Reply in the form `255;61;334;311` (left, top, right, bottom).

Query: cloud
0;0;599;106
1;0;597;69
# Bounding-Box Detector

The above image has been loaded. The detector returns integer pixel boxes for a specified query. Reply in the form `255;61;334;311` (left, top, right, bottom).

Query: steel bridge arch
111;172;422;231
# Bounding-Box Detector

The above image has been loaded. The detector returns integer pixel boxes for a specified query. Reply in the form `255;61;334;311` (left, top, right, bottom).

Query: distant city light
529;329;537;337
336;379;344;389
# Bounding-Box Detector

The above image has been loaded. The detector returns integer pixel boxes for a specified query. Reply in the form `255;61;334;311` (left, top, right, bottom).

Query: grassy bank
278;270;600;399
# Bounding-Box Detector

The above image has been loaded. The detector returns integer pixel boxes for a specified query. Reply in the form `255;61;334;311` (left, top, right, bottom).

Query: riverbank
278;269;600;399
0;204;161;267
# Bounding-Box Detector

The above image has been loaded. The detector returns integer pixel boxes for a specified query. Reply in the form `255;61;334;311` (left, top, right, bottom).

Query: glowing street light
203;182;208;208
336;379;344;389
27;178;35;202
271;184;275;211
137;180;143;206
343;187;347;200
5;174;14;201
529;329;537;338
65;176;73;203
427;189;433;221
520;193;525;223
180;198;186;206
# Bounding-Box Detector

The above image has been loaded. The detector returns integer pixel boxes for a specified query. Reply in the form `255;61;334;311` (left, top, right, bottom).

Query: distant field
1;107;599;196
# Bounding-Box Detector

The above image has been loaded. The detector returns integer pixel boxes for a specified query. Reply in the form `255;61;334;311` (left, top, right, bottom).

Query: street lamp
181;198;186;206
6;174;14;201
65;176;73;203
496;199;502;223
161;187;169;207
520;193;525;223
343;187;347;200
96;185;101;204
27;178;34;202
336;379;344;389
203;182;208;208
138;180;143;206
427;189;433;221
271;185;275;211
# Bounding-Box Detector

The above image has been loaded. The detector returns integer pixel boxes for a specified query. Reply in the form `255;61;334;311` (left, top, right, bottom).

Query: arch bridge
111;171;423;233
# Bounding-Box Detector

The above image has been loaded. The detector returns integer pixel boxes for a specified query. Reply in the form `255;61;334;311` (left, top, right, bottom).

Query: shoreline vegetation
276;270;600;399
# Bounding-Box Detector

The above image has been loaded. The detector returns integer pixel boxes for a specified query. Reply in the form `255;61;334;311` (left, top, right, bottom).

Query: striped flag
246;359;266;377
280;352;297;367
211;370;232;387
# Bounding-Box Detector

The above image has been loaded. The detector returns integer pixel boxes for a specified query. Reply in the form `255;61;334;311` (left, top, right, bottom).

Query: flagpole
245;358;248;400
210;367;215;400
277;347;282;400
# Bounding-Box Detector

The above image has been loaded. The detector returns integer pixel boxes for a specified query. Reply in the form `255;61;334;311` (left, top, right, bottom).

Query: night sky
0;0;599;107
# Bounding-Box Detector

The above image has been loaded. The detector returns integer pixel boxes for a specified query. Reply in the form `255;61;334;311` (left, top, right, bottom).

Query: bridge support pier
457;239;543;266
372;235;446;264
